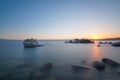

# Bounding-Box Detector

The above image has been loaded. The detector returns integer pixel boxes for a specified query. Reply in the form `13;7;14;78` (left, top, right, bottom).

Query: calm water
0;40;120;80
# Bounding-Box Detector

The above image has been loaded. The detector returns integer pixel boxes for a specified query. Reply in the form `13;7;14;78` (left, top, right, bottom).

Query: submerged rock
102;58;120;67
118;72;120;75
40;63;53;72
71;65;90;71
92;61;106;70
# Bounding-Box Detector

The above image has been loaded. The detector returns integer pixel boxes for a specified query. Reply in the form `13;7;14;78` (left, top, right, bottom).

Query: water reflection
92;44;101;61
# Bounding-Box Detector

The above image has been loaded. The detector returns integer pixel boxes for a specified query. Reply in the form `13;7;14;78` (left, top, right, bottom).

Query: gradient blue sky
0;0;120;40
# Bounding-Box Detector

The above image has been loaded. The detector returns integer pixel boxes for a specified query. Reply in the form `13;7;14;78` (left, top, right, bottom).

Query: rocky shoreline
0;58;120;80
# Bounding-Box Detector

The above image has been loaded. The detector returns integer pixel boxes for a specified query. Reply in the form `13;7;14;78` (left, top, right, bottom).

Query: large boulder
102;58;120;67
92;61;106;70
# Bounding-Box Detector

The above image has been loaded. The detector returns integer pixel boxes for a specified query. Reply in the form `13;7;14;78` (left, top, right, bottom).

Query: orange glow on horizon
90;35;103;40
91;36;100;40
1;34;120;40
90;34;120;40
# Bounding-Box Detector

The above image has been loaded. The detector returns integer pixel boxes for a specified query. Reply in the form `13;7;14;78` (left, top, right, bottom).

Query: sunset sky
0;0;120;40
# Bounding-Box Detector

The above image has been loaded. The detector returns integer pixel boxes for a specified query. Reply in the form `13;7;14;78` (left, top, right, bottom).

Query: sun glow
91;35;100;40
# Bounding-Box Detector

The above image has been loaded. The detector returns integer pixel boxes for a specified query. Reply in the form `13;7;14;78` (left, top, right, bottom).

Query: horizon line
0;37;120;40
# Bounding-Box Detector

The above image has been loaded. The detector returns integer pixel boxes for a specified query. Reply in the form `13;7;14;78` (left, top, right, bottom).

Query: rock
99;42;107;44
97;45;101;47
102;58;120;67
71;65;90;71
23;38;40;48
40;63;53;72
92;61;106;70
112;42;120;47
118;72;120;75
107;42;112;44
99;42;102;44
66;39;94;43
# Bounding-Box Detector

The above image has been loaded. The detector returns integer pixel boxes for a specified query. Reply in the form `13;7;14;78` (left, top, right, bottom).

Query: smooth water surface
0;40;120;80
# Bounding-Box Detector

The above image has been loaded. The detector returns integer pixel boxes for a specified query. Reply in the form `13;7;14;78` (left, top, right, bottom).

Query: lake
0;40;120;80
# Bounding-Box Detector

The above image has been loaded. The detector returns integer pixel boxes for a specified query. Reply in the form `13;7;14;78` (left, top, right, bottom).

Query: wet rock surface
118;72;120;75
71;65;90;71
0;60;120;80
102;58;120;67
40;63;53;73
92;61;106;70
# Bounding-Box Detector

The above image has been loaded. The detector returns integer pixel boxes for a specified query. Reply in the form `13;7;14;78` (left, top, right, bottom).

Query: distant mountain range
0;39;7;40
95;37;120;40
0;37;120;41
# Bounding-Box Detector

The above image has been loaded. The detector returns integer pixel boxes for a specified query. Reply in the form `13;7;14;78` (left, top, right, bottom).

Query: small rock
118;72;120;75
71;65;90;71
97;45;101;47
92;61;106;70
102;58;120;67
40;63;53;72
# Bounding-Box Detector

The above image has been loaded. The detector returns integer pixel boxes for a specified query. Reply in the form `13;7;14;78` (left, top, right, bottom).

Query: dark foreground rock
102;58;120;67
118;72;120;75
92;61;106;70
40;63;53;72
71;65;90;71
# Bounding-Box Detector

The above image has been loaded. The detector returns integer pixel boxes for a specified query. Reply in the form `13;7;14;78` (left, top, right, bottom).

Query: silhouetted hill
95;37;120;41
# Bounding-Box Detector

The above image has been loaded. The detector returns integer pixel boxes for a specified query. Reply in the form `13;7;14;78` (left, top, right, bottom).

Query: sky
0;0;120;40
